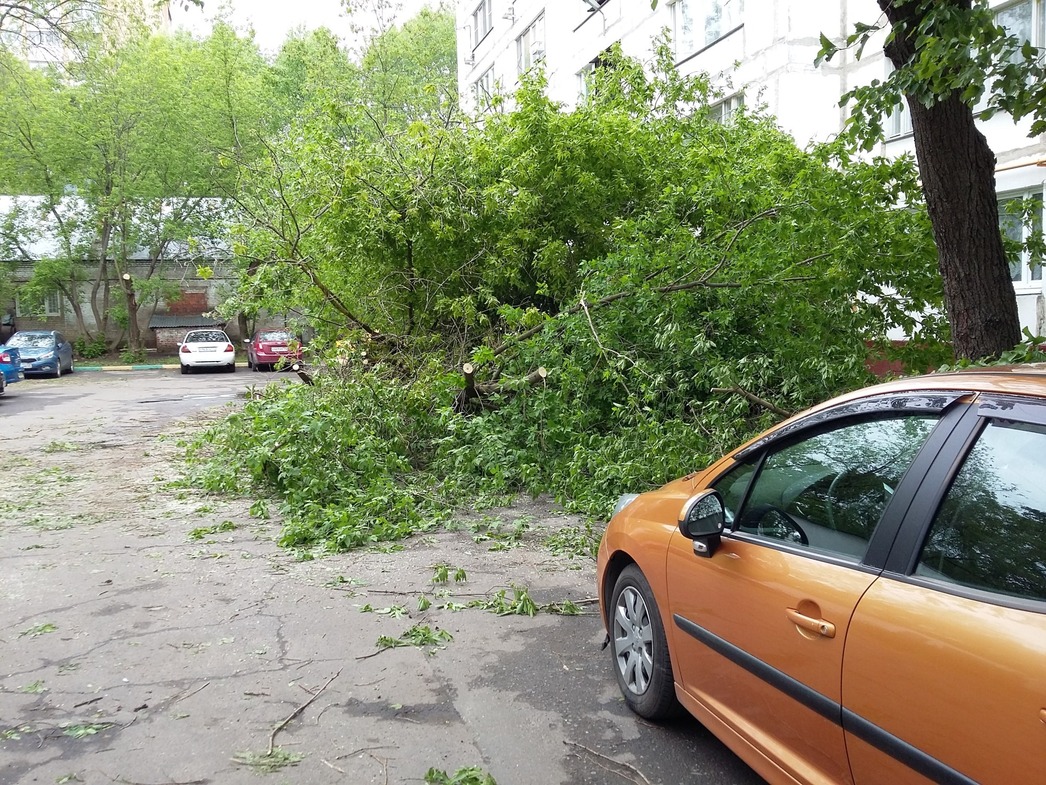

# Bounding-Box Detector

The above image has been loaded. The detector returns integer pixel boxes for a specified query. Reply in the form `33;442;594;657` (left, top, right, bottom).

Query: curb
76;363;243;372
77;364;177;372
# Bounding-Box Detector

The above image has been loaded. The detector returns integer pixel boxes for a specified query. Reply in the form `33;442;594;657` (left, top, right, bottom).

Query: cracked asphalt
0;370;765;785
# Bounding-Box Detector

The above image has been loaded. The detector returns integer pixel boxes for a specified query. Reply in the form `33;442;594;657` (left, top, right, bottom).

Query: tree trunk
121;272;141;352
881;0;1021;361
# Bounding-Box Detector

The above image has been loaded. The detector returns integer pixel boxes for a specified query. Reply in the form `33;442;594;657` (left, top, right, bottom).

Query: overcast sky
171;0;437;56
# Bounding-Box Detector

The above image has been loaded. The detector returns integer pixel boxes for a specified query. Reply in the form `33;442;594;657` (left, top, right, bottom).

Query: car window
916;419;1046;602
258;331;293;342
186;331;228;343
9;333;52;348
722;415;938;560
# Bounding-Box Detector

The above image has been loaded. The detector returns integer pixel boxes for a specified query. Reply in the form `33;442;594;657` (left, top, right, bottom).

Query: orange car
597;367;1046;785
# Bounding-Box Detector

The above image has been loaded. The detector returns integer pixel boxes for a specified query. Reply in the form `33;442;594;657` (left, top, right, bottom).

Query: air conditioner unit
531;44;545;60
503;8;515;22
464;55;476;65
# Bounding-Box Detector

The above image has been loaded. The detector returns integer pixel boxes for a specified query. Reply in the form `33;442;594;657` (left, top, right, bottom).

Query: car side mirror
678;490;725;558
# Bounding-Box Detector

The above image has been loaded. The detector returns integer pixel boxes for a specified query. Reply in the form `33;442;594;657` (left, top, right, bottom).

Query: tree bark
880;0;1021;361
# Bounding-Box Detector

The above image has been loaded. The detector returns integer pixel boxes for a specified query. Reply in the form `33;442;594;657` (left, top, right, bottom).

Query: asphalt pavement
0;370;766;785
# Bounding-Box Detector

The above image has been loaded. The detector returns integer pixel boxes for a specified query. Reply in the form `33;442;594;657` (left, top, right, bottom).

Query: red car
245;329;302;372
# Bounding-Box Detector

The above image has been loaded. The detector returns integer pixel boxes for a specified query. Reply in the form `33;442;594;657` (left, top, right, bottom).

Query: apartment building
456;0;1046;336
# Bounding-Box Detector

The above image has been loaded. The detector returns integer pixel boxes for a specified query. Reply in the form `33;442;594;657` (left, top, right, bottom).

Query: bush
74;336;108;359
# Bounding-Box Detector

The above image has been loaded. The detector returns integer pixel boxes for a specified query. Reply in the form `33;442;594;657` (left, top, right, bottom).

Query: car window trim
733;391;971;462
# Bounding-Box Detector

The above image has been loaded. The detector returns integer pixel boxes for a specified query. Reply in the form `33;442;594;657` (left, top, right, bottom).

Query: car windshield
258;331;293;342
185;331;228;343
8;333;54;348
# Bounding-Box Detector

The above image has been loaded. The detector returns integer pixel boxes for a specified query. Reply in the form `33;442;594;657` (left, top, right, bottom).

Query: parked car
0;344;22;395
178;329;236;374
597;367;1046;785
245;328;302;372
4;330;74;377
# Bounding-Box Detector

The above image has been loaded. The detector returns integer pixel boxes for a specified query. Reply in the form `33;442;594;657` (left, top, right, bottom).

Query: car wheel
67;359;74;374
180;363;189;375
54;362;62;378
227;362;236;373
609;564;680;720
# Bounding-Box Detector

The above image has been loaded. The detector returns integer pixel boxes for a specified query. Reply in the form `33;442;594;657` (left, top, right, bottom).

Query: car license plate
199;347;216;352
273;347;287;353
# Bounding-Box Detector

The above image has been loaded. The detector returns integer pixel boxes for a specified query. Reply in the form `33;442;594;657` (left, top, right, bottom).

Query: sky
170;0;436;56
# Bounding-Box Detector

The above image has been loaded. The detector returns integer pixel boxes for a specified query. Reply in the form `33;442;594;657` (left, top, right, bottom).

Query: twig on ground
564;740;653;785
267;670;341;755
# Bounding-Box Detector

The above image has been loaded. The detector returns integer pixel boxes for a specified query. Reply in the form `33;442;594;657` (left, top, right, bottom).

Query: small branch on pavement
267;670;341;755
564;740;653;785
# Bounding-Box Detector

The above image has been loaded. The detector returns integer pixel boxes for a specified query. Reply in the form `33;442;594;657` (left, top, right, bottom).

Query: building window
578;61;595;99
886;98;913;138
692;0;742;49
472;0;492;48
999;189;1044;285
709;93;744;123
15;289;62;317
517;13;545;74
474;67;495;110
996;0;1046;59
673;0;697;56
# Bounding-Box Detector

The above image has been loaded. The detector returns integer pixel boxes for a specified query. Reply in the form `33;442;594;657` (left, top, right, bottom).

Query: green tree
818;0;1046;361
0;23;270;350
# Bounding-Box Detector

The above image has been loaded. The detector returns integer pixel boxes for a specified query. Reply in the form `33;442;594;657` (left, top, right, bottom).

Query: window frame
15;289;62;317
473;66;495;111
693;0;743;51
998;187;1044;287
516;12;545;75
709;93;744;124
472;0;493;49
994;0;1046;56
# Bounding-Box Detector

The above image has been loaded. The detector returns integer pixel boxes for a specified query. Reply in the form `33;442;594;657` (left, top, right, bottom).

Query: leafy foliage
185;44;949;549
425;767;497;785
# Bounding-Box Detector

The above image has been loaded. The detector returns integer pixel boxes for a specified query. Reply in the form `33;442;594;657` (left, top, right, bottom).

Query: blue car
0;343;23;396
5;330;74;378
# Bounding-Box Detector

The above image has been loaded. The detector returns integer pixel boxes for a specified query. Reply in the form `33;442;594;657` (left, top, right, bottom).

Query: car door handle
786;608;836;638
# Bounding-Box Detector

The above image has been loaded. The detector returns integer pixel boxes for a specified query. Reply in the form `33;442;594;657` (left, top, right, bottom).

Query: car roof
784;365;1046;425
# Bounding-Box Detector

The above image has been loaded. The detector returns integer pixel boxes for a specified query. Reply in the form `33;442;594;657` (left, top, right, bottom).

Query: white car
178;329;236;374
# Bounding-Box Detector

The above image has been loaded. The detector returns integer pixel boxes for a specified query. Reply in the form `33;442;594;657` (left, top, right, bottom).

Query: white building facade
456;0;1046;337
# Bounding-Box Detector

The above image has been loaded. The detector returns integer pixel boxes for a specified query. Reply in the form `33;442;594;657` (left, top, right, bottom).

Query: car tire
54;362;62;378
180;363;189;375
67;359;74;374
609;564;680;720
227;363;236;373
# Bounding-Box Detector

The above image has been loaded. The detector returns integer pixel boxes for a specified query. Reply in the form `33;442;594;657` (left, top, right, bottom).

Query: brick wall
167;290;209;315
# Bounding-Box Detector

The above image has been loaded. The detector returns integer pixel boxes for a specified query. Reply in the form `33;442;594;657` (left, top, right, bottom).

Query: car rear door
665;406;953;785
842;395;1046;785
